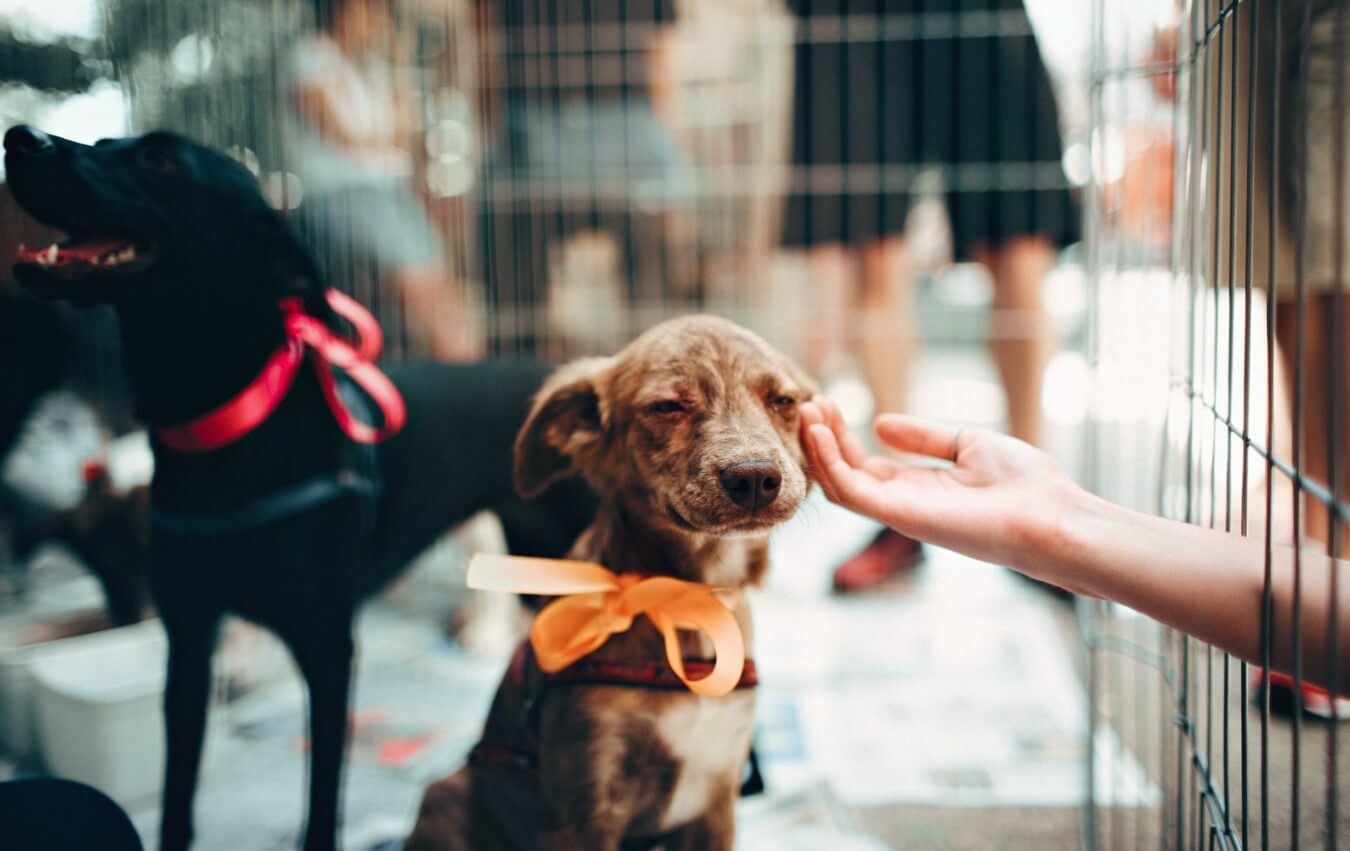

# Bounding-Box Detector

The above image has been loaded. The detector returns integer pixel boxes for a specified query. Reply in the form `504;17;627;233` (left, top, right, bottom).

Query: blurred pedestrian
474;0;691;354
783;0;1080;591
284;0;481;360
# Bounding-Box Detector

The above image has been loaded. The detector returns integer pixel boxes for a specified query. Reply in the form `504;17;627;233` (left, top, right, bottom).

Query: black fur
3;125;595;851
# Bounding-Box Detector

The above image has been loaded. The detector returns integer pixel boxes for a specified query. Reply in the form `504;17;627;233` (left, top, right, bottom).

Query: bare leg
974;235;1058;448
858;235;918;418
396;264;484;362
803;243;855;380
1275;291;1350;550
831;235;923;593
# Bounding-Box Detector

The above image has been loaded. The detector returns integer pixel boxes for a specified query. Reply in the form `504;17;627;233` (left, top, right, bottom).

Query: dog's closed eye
646;399;688;416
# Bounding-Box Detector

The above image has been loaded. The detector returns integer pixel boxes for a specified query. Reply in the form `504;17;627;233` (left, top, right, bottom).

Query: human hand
800;397;1087;578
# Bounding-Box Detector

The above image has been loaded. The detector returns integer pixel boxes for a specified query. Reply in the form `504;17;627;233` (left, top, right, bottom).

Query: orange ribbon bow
466;554;746;698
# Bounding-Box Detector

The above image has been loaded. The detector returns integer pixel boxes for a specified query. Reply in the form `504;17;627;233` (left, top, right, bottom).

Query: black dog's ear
250;211;331;318
514;357;613;497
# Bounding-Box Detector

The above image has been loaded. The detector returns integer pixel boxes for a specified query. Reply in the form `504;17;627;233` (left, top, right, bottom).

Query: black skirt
782;0;1081;257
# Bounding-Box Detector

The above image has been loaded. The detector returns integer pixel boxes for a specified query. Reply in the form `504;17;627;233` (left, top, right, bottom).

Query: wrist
1016;482;1117;597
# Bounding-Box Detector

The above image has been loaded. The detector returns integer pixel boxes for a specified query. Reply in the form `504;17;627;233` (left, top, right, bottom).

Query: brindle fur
407;315;815;851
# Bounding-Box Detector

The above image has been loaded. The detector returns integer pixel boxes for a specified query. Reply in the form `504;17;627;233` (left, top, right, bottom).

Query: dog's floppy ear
514;356;613;497
250;210;332;319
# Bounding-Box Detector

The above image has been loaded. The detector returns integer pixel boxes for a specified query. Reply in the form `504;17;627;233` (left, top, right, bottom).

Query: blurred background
0;0;1343;849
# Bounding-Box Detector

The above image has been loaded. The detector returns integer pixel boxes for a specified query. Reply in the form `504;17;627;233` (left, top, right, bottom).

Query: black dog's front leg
159;614;222;851
288;617;355;851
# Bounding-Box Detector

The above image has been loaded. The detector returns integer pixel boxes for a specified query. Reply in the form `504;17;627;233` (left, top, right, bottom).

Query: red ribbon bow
154;289;406;453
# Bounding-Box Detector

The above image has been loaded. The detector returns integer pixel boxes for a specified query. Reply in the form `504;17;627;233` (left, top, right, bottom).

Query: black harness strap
150;376;382;536
150;471;376;535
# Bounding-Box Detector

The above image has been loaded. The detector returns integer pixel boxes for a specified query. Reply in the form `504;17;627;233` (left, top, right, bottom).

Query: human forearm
295;85;404;155
1048;493;1350;689
294;87;364;149
802;402;1350;689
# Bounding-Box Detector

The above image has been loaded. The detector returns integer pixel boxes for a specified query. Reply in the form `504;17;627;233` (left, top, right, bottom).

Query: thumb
874;415;963;462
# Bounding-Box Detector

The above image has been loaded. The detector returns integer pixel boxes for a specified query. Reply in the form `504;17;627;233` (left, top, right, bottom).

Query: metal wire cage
1081;0;1349;848
91;0;799;362
18;0;1350;844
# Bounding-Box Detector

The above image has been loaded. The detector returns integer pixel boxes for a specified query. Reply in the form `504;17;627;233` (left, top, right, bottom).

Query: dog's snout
4;126;55;157
719;459;781;512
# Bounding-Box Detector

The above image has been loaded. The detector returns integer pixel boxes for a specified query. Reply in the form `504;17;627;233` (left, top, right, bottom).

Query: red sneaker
1253;669;1350;720
831;528;924;593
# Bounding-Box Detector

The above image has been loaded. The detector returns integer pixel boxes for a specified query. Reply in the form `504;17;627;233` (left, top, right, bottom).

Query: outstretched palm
800;397;1078;573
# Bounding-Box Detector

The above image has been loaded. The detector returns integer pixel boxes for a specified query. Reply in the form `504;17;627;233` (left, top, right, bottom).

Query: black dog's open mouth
15;234;155;277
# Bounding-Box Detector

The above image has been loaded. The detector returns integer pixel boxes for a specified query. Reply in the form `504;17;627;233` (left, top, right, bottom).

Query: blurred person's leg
1218;0;1350;715
1280;3;1349;550
1259;2;1349;551
858;234;918;419
973;234;1058;449
396;264;483;362
804;242;856;382
369;187;479;362
1275;294;1350;550
831;235;925;593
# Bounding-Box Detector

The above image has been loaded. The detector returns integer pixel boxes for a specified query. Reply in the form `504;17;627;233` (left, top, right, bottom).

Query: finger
874;414;970;462
806;397;915;483
800;399;825;432
802;420;844;503
813;395;870;468
806;424;888;516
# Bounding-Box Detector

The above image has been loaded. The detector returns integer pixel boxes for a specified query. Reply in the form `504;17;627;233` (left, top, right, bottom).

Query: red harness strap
548;657;760;691
154;290;406;453
468;643;758;773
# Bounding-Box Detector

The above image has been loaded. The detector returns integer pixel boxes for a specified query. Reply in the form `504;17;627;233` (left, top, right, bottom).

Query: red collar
469;642;759;772
545;657;760;691
153;289;406;453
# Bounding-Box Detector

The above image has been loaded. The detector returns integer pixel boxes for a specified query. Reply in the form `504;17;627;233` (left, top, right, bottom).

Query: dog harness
149;290;399;534
153;289;405;453
465;556;766;846
466;642;763;851
468;640;760;773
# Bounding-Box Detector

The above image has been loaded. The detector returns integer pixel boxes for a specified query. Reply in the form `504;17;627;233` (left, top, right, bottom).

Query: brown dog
407;315;815;851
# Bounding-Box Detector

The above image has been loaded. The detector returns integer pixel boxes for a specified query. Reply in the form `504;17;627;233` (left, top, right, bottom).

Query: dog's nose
4;126;55;157
720;459;781;512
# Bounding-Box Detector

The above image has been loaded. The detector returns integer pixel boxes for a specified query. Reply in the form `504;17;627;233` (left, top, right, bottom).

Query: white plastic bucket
0;609;115;760
30;619;168;806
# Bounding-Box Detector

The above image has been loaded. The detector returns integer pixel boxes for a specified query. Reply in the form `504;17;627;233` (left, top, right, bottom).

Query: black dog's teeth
20;241;139;268
101;246;137;266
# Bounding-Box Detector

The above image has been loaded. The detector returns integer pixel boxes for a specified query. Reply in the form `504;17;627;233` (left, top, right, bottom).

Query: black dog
3;125;595;851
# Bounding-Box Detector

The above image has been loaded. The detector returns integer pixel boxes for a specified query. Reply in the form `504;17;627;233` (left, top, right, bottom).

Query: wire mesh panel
2;0;1094;400
83;0;801;361
1083;1;1350;848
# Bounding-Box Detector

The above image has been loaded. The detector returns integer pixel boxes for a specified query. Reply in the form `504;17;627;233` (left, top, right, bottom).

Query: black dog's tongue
17;238;136;269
